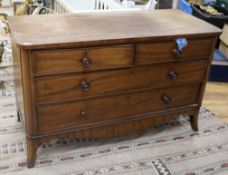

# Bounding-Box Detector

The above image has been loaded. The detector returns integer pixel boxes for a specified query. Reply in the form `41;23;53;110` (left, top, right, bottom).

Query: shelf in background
209;49;228;82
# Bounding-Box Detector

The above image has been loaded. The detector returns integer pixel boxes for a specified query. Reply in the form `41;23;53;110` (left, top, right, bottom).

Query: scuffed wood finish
26;138;38;168
32;45;134;76
8;10;221;168
11;39;24;123
190;109;200;131
7;10;220;49
20;50;37;136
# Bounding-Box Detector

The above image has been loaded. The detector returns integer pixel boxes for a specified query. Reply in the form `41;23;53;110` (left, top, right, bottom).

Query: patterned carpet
0;37;228;175
0;82;228;175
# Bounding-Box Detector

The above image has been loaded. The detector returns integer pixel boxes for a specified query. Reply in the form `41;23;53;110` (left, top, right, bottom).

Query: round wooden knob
162;95;172;105
81;81;90;92
168;71;177;80
82;56;92;68
172;49;182;58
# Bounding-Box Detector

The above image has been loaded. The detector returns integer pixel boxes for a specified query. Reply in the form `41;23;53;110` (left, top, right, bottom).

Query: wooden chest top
8;10;220;49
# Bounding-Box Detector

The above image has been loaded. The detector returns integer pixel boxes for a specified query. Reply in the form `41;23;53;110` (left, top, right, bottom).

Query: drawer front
37;84;200;133
36;59;208;103
135;38;213;64
32;45;134;76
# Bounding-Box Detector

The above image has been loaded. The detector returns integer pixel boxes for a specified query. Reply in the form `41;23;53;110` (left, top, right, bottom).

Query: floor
203;82;228;123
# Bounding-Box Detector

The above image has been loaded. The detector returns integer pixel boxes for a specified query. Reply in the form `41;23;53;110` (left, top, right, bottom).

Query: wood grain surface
37;84;200;134
135;38;213;64
35;59;208;103
8;10;221;49
32;45;134;76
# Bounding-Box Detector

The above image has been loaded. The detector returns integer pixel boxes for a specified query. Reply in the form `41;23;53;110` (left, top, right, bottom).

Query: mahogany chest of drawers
8;10;221;168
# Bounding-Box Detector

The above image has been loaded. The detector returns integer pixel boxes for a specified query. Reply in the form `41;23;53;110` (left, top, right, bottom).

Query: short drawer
135;38;213;64
37;84;200;133
35;59;208;103
32;45;134;76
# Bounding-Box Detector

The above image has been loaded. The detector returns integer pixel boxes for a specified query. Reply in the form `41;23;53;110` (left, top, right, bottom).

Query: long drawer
37;84;200;133
32;45;134;76
135;38;213;64
35;59;208;103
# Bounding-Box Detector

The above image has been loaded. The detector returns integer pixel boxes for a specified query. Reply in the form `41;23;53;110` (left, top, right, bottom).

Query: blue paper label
176;38;188;51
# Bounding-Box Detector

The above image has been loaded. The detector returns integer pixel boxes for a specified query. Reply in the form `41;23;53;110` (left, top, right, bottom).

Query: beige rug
0;90;228;175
